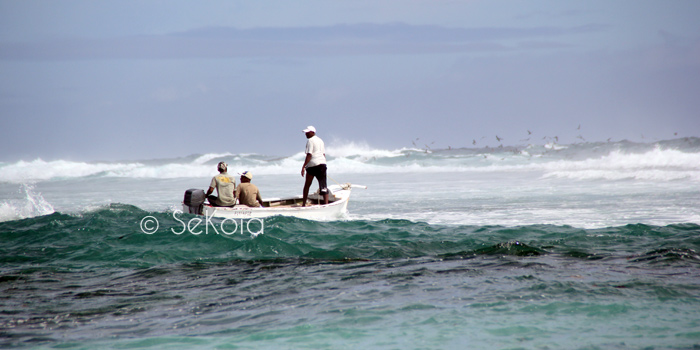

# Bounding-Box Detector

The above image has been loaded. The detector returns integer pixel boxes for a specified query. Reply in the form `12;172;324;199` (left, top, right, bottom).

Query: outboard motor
183;189;206;215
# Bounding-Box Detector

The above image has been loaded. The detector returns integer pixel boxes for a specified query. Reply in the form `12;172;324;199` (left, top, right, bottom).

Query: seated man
205;162;236;207
235;171;264;207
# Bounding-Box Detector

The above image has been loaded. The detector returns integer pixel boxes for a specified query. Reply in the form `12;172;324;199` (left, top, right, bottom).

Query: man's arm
301;153;312;177
206;177;217;197
256;190;264;207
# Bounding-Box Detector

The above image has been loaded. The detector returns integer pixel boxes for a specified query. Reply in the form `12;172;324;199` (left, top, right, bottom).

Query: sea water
1;138;699;349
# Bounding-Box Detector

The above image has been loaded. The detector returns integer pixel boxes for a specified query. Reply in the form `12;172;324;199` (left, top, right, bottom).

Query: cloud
0;23;608;61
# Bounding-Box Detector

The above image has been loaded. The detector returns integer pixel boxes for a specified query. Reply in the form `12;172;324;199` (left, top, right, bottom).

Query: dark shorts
207;195;235;207
306;164;328;194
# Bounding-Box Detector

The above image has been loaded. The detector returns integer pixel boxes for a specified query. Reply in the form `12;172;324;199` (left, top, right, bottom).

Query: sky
1;0;699;161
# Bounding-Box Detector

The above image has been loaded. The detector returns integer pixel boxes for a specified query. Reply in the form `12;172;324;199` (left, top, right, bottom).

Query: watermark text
140;210;264;237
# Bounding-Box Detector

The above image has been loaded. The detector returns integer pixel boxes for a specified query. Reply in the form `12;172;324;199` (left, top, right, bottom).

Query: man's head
239;171;252;183
303;125;316;138
217;162;227;173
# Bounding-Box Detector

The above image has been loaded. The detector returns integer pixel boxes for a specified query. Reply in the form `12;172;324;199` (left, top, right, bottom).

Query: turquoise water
1;206;699;349
1;139;700;349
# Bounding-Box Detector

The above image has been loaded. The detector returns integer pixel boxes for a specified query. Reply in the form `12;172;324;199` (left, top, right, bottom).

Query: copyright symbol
140;216;159;234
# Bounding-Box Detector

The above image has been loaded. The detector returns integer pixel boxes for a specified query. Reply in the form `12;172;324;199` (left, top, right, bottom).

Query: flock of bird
413;125;680;152
471;124;583;148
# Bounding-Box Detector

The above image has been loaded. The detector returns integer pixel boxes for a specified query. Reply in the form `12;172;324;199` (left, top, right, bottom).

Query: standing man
205;162;236;207
301;125;328;206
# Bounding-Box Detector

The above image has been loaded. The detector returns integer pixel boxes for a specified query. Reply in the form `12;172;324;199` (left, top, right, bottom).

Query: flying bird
496;135;502;142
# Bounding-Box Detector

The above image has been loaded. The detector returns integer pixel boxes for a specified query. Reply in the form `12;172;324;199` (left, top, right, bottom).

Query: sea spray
0;183;54;222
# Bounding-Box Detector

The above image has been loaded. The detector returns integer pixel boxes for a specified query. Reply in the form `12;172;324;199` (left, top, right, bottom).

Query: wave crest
1;138;699;183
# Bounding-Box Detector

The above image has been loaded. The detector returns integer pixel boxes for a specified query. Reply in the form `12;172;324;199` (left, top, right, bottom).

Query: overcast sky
1;0;699;161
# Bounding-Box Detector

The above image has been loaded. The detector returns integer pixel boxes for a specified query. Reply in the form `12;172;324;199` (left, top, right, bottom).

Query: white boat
182;183;363;220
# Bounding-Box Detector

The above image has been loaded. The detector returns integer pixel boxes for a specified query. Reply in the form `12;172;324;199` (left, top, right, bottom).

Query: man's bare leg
302;174;314;206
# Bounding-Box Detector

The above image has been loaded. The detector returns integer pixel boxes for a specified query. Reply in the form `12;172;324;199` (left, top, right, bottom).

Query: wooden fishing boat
182;183;364;220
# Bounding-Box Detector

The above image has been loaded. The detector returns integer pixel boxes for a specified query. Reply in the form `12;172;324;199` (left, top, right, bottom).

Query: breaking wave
1;138;699;183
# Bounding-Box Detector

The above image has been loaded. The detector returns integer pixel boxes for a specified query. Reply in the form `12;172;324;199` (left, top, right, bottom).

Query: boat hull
183;189;351;220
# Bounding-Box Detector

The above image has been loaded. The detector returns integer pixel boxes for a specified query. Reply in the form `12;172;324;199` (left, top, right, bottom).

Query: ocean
1;138;699;349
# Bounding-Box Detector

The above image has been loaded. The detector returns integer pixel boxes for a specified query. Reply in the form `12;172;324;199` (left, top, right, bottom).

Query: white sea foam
326;140;405;159
0;183;55;222
1;140;698;227
193;152;235;164
1;142;699;183
0;159;144;183
104;163;212;179
540;148;700;181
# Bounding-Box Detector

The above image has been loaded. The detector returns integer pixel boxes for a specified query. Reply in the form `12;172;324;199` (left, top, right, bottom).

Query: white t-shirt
305;135;326;168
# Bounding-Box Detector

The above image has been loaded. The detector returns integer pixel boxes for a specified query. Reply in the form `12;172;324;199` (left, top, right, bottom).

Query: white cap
302;125;316;133
239;171;252;180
